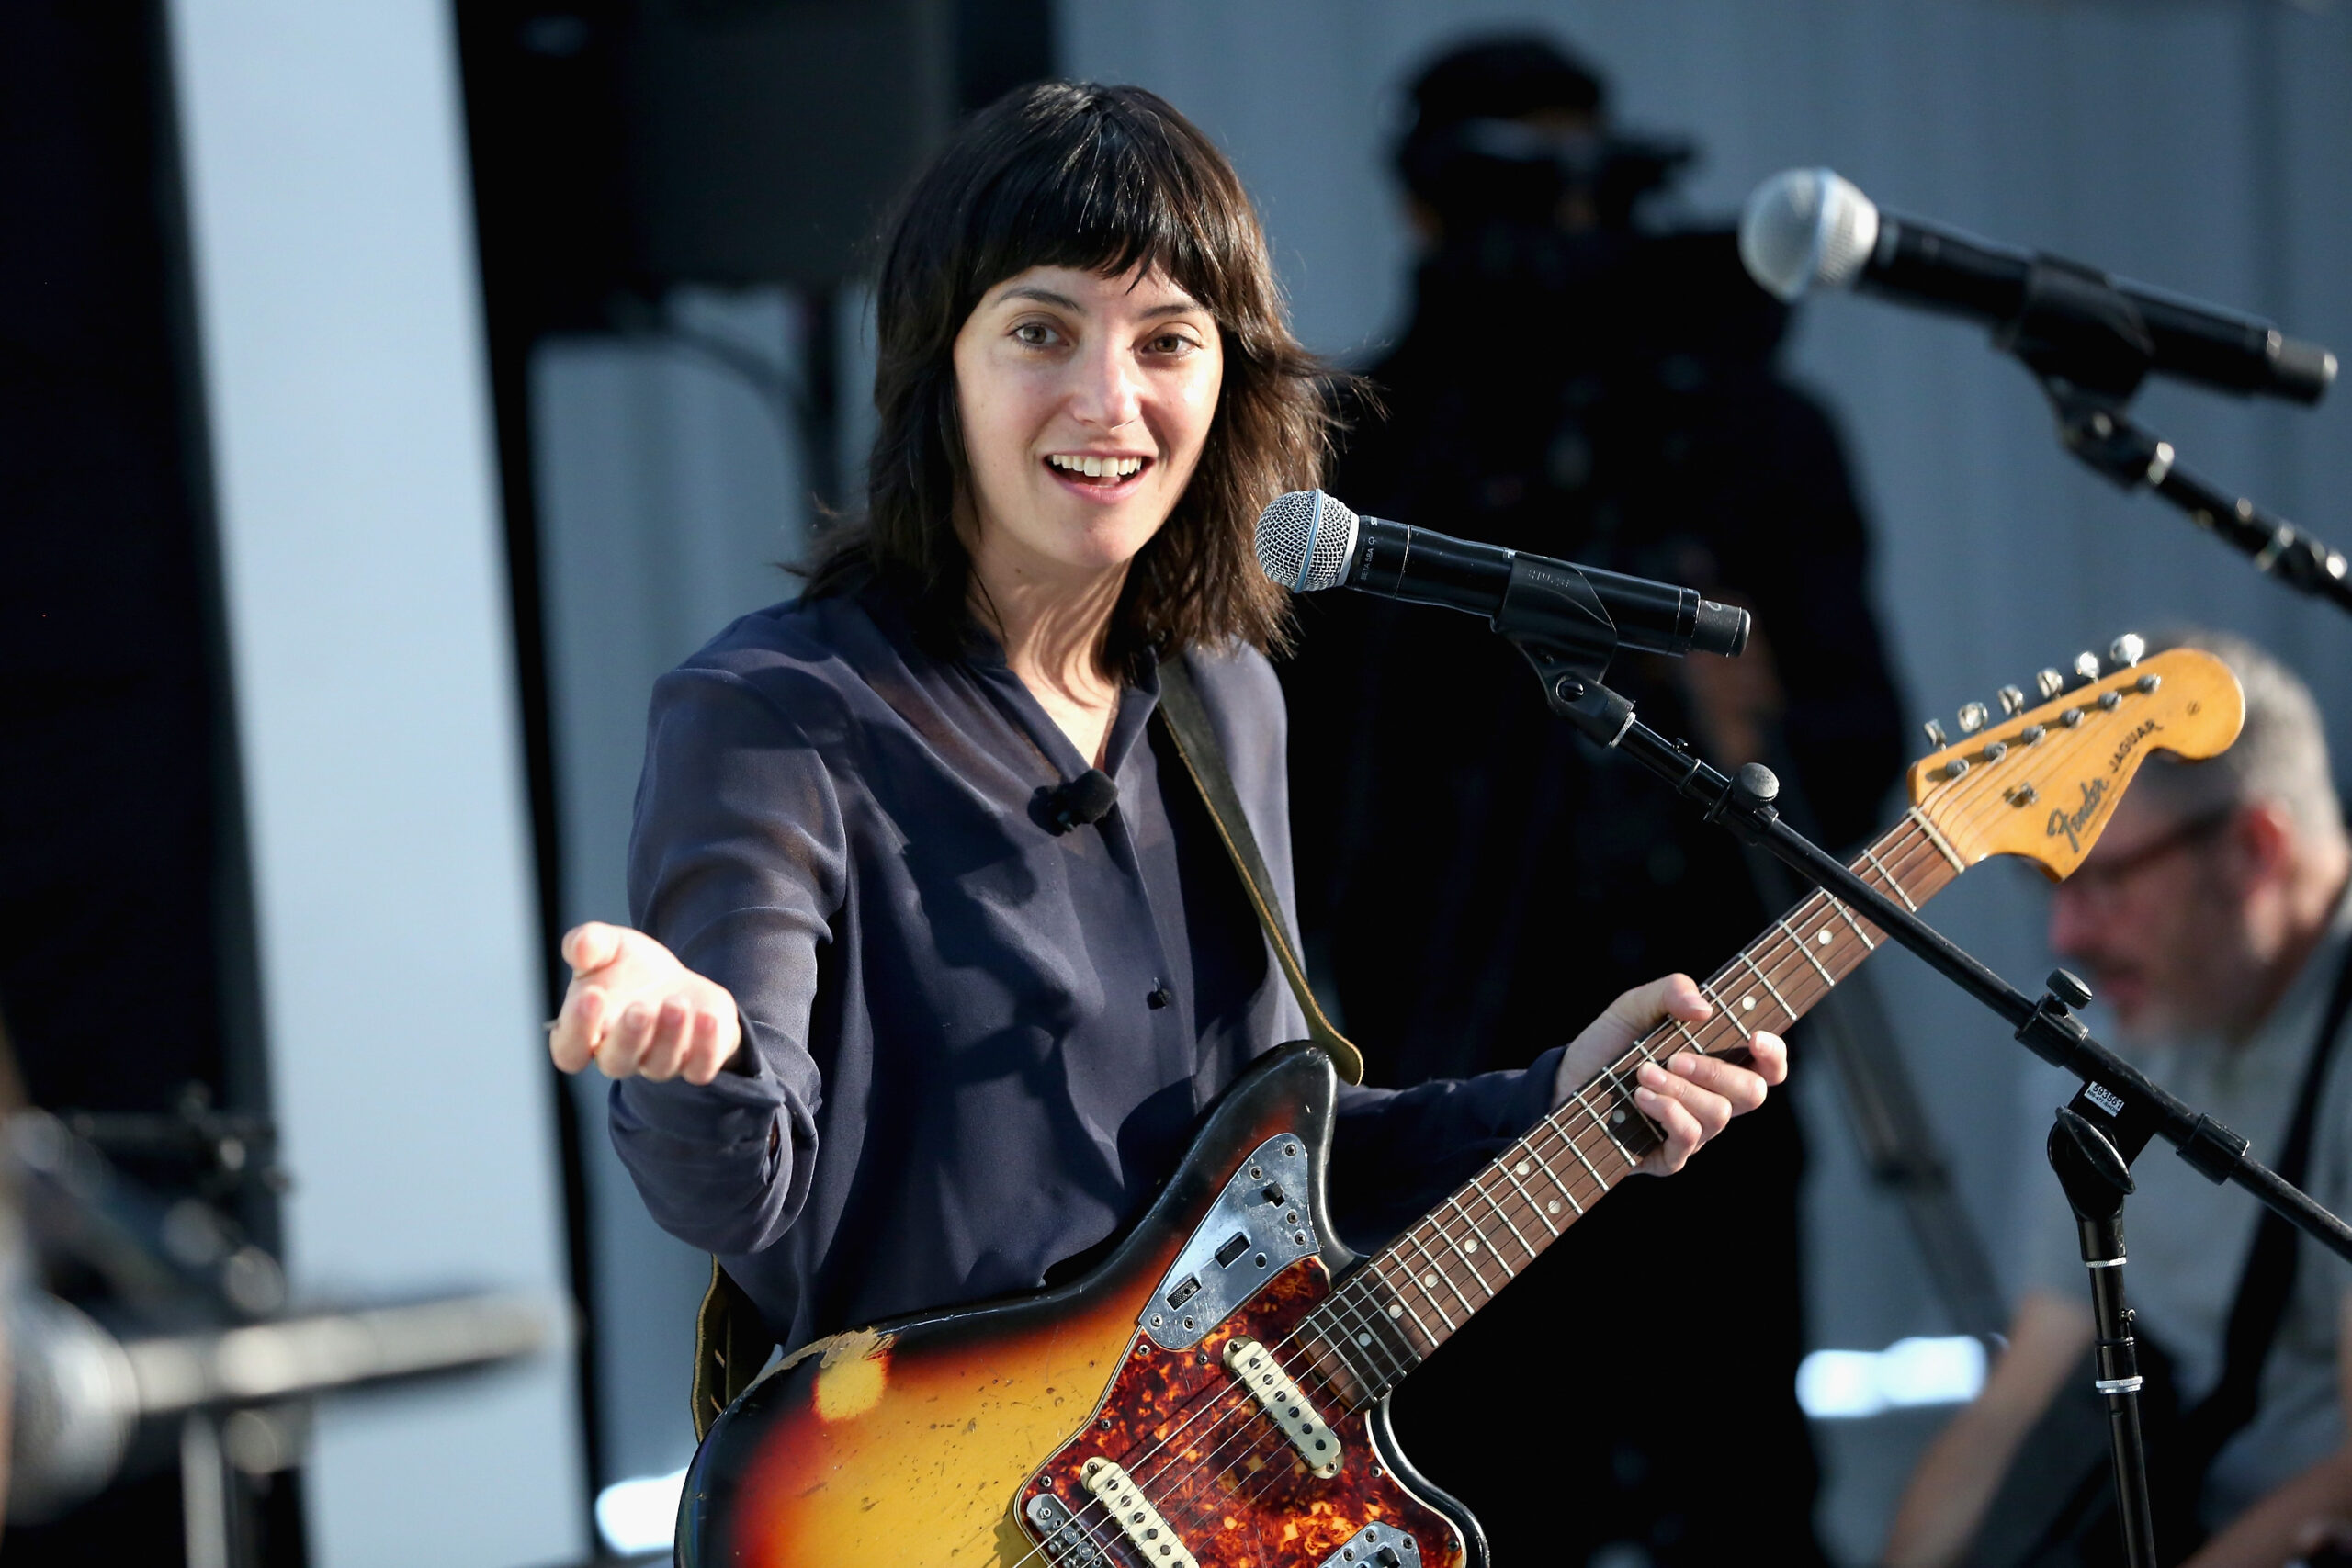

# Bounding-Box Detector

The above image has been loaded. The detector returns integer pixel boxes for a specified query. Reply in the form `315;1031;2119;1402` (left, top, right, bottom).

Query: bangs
819;81;1340;661
941;87;1256;331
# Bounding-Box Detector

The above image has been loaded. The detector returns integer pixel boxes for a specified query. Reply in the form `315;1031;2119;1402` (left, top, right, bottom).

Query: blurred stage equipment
6;1109;554;1568
1742;168;2352;615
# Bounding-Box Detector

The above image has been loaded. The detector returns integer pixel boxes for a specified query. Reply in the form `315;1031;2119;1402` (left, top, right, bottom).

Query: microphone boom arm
1510;641;2352;1269
2042;378;2352;618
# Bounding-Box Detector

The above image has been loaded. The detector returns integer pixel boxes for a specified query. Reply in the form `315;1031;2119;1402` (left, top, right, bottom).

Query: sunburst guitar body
677;643;2245;1568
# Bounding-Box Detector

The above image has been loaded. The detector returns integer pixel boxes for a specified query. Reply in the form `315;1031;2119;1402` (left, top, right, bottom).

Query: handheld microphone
1255;491;1749;660
1739;167;2336;404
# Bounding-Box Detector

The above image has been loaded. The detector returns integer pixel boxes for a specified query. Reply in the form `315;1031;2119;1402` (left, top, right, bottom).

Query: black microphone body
1867;215;2332;401
1739;168;2336;404
1345;512;1750;660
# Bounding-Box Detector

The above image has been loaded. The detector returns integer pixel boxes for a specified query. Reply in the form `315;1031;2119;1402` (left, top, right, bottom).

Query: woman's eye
1012;321;1059;347
1148;333;1198;355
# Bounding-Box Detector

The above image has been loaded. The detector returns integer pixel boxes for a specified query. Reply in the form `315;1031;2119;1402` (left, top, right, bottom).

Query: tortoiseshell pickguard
1021;1259;1464;1568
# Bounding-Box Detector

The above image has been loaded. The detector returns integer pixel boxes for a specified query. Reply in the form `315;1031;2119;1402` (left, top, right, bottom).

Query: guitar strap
2177;928;2352;1475
1153;656;1364;1087
691;650;1364;1439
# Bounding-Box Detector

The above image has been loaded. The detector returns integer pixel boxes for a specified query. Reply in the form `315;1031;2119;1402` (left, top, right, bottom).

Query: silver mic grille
1254;490;1360;592
1738;168;1880;301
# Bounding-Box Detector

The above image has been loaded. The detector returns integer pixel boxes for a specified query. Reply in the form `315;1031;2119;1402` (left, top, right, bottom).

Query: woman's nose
1069;341;1143;430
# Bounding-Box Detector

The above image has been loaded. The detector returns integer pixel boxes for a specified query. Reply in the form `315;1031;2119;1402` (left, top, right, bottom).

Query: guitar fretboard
1294;810;1964;1404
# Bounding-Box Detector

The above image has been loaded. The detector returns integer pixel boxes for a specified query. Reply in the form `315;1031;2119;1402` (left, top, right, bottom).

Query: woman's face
952;263;1224;587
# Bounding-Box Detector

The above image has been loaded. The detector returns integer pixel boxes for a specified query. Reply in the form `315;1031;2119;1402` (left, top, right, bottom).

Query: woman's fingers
560;920;627;977
636;998;696;1081
682;1008;731;1086
596;1001;658;1079
548;981;606;1074
1629;1029;1784;1176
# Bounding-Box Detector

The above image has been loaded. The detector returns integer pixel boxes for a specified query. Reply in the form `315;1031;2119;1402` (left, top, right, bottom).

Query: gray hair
2133;627;2344;846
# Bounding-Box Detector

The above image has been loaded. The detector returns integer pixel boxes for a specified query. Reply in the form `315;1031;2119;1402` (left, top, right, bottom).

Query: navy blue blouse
611;582;1563;1354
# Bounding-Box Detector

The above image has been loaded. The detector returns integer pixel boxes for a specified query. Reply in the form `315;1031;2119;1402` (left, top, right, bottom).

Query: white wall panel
164;3;587;1562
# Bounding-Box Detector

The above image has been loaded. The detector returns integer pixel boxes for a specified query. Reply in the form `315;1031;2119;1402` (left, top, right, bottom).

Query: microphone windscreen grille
1254;490;1359;592
1739;168;1879;300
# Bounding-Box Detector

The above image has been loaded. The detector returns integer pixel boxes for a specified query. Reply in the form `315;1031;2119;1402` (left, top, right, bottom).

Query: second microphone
1256;489;1750;660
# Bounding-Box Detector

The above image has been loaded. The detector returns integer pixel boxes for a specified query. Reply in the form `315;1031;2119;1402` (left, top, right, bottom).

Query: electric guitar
676;643;2244;1568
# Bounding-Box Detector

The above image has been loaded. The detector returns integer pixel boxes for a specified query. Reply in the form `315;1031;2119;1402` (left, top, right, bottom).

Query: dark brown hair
805;81;1340;660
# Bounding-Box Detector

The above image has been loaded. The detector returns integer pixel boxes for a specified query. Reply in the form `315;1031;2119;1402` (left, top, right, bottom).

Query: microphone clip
1040;769;1119;834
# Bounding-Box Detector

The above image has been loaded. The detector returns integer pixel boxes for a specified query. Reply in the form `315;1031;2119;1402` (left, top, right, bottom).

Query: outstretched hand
547;922;744;1085
1554;973;1785;1176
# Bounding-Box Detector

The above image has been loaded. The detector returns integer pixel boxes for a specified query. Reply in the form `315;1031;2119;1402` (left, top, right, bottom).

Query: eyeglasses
2058;807;2236;902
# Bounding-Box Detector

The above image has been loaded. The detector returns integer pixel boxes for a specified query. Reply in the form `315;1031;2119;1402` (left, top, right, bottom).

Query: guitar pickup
1225;1336;1342;1477
1080;1458;1199;1568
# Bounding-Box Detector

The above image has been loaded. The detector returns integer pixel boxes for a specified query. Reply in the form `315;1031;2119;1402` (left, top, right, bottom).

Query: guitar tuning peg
2109;633;2146;668
1922;718;1948;748
2074;651;2102;682
1996;684;2027;716
2036;668;2065;700
1958;702;1989;735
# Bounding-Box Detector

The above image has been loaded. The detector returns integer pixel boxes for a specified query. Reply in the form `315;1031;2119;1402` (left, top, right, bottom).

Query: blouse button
1146;984;1174;1010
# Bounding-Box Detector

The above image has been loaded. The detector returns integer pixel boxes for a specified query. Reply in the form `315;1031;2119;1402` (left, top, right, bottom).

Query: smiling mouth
1046;453;1149;486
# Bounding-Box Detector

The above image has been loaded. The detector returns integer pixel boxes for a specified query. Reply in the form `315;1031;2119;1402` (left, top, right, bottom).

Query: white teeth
1048;455;1146;479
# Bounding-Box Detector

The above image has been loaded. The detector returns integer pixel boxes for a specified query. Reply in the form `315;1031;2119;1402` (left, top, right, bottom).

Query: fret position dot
1357;1332;1372;1347
1464;1238;1479;1253
1514;1160;1530;1177
1817;930;1832;945
1387;1304;1403;1317
1547;1200;1560;1213
1422;1273;1438;1289
1741;996;1756;1010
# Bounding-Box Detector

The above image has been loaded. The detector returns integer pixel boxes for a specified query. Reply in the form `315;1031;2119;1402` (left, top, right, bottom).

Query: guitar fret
1909;806;1967;873
1404;1228;1476;1323
1782;918;1836;985
1322;1292;1407;1391
1860;844;1917;911
1531;1131;1591;1214
1355;1283;1419;1375
1497;1154;1561;1239
1476;1172;1539;1258
1369;1258;1439;1349
1735;951;1791;1021
1440;1196;1505;1295
1702;983;1752;1040
1358;807;1969;1370
1825;891;1877;951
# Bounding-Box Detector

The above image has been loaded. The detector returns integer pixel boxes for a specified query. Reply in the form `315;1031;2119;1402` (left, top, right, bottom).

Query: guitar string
991;694;2145;1563
1001;823;1961;1568
1046;831;1948;1554
1005;820;1966;1563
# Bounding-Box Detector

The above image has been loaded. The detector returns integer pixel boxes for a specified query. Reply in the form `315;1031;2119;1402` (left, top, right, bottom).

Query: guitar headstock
1907;639;2245;881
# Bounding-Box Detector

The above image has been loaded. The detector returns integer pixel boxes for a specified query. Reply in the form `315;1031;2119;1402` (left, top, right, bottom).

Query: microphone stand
1501;615;2352;1568
2042;379;2352;619
1975;255;2352;618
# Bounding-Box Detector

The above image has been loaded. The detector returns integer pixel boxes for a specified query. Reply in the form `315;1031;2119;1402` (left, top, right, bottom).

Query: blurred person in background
1885;631;2352;1568
1280;32;1906;1568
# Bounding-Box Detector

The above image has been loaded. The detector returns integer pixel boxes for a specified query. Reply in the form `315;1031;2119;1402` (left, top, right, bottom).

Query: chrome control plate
1317;1519;1423;1568
1025;1491;1113;1568
1142;1133;1316;1350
